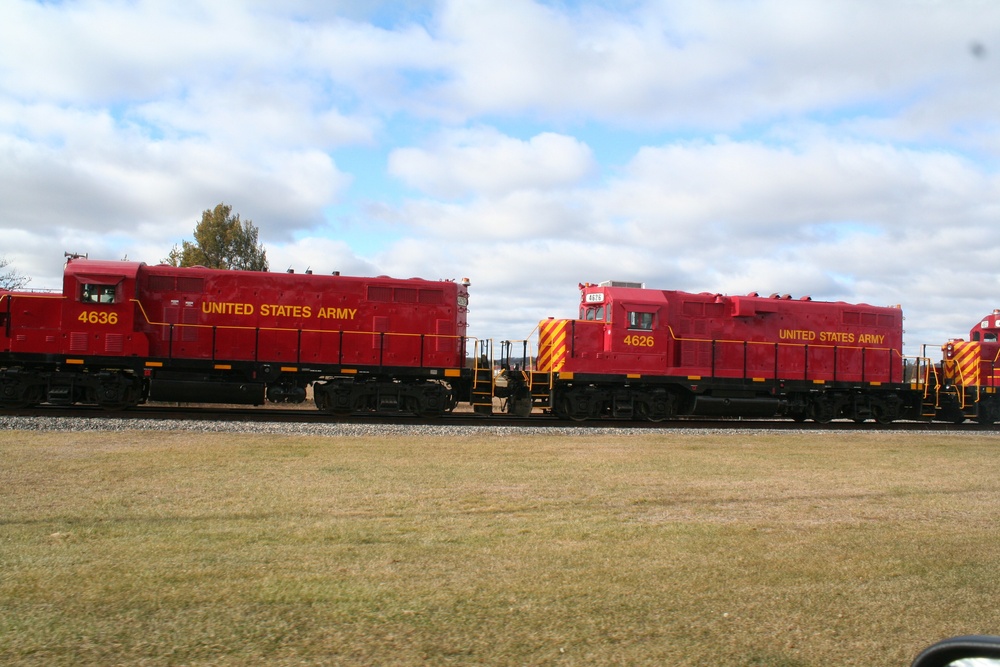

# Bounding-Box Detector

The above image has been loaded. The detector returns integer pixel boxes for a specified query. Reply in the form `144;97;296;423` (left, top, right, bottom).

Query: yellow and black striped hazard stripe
537;319;569;372
944;340;980;387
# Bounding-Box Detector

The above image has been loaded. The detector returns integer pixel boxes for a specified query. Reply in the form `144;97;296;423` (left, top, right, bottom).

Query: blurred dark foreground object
911;636;1000;667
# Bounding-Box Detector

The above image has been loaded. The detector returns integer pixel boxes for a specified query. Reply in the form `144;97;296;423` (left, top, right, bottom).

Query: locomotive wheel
96;374;142;411
415;390;445;418
553;387;590;421
869;395;900;425
639;409;667;423
636;390;673;422
313;381;355;416
0;376;42;409
811;397;836;424
0;383;27;408
872;407;894;425
558;396;590;421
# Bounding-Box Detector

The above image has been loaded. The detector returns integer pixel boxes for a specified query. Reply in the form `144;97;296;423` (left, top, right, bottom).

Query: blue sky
2;0;1000;352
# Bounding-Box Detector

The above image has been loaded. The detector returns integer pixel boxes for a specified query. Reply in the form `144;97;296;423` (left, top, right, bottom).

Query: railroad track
1;405;996;432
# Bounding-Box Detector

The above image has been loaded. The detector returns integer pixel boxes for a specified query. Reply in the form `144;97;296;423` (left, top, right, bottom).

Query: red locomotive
936;311;1000;424
0;257;477;415
499;281;929;423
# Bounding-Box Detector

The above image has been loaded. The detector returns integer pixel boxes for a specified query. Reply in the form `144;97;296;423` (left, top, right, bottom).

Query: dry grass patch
2;430;1000;666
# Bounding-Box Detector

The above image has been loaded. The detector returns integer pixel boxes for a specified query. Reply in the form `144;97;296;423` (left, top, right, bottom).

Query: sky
2;0;1000;355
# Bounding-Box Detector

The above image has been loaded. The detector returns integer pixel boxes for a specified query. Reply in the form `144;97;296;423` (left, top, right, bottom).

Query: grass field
2;428;1000;666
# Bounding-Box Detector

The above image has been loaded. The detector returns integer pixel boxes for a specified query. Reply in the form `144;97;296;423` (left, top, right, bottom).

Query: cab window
582;306;607;321
82;284;117;304
628;311;654;330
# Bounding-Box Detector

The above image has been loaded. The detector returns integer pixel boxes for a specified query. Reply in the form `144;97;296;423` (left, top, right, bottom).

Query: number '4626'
624;334;654;347
78;311;118;325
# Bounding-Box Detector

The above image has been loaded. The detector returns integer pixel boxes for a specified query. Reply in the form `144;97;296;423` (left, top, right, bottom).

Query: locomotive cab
540;281;672;373
62;258;148;358
0;258;149;409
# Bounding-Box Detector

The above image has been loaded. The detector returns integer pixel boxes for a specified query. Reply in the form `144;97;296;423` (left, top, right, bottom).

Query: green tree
0;255;29;290
165;203;269;271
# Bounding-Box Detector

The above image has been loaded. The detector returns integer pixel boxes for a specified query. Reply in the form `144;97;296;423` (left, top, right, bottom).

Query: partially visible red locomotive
936;311;1000;424
499;281;930;423
0;257;478;415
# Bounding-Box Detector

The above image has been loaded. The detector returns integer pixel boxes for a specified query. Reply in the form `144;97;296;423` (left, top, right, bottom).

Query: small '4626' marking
624;335;654;347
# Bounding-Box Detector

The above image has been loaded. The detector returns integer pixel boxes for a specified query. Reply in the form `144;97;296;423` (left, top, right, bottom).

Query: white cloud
412;0;1000;136
600;137;999;246
388;129;595;198
0;100;352;245
265;236;378;278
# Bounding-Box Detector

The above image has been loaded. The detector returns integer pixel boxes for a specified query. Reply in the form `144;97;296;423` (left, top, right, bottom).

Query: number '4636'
78;311;118;325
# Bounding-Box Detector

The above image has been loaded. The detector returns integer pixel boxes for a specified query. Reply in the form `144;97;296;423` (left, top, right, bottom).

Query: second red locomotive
499;281;928;423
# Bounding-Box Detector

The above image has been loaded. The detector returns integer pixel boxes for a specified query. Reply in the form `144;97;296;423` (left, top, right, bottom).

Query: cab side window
628;311;653;330
82;284;117;304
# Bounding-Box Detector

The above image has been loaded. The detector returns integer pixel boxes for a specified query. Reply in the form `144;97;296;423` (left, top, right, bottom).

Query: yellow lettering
317;307;357;320
201;301;254;316
820;331;854;343
624;335;654;347
779;329;816;341
77;311;119;325
259;304;311;318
